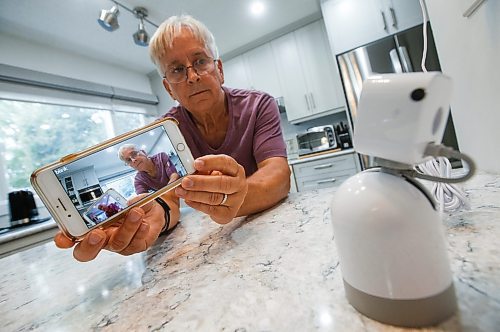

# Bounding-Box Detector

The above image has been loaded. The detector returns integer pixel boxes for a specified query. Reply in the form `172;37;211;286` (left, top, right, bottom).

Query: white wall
0;32;153;95
426;0;500;172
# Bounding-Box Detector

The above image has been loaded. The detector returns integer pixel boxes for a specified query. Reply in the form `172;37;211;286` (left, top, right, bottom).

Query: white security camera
353;72;452;166
330;72;467;327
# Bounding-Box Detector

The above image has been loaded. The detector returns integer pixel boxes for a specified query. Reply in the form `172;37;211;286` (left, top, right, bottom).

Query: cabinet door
271;32;311;122
222;55;251;90
384;0;424;34
321;0;390;55
244;43;283;98
84;168;99;186
295;20;346;115
71;172;85;190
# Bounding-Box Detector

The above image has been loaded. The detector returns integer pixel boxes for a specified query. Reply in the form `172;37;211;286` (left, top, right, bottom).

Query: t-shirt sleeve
253;93;287;164
134;175;149;195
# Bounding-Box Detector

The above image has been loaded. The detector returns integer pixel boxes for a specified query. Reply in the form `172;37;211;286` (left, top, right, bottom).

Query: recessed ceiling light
250;1;265;16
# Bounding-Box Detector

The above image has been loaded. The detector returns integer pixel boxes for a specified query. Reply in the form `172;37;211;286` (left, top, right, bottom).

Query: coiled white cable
416;157;470;213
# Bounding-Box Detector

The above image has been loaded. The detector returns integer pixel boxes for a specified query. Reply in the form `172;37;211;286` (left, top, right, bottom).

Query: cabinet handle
463;0;486;18
304;94;311;111
317;178;336;185
313;163;333;170
389;7;398;29
381;11;388;32
309;93;316;109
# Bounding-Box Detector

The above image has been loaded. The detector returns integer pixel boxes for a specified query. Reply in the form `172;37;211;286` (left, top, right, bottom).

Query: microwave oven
296;125;337;156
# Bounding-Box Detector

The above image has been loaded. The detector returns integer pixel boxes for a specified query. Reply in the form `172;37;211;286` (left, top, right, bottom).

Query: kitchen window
0;99;156;194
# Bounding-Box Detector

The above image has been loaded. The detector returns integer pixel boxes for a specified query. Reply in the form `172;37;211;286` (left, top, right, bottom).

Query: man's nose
186;66;201;83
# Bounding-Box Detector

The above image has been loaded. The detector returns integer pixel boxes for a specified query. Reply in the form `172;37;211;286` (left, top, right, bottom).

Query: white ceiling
0;0;322;75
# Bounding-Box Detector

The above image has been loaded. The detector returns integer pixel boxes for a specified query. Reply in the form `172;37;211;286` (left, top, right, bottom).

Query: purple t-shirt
164;87;287;176
134;152;177;194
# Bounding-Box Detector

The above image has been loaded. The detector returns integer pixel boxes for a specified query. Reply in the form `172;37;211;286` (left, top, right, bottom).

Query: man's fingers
194;155;241;177
107;208;144;252
168;172;180;183
73;229;107;262
184;200;233;224
54;231;76;249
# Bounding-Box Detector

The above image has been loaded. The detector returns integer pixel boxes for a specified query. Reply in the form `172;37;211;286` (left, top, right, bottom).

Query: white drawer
293;153;357;178
295;168;355;192
292;153;359;192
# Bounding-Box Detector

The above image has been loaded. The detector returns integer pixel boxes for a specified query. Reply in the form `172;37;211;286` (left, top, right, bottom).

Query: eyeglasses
124;150;141;165
163;57;217;84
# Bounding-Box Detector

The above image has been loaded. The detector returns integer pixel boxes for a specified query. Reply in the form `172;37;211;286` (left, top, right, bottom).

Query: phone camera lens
67;214;72;218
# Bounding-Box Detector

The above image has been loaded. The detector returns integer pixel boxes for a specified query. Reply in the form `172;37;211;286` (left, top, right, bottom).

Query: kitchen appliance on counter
77;185;103;208
335;121;352;150
296;125;338;157
7;190;50;227
337;23;460;169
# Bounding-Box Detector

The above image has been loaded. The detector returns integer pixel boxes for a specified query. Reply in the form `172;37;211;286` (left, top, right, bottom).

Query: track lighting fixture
98;6;120;31
97;1;158;47
133;7;149;46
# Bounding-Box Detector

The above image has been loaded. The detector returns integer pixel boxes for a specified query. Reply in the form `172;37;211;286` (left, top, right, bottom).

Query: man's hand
175;155;248;224
54;195;168;262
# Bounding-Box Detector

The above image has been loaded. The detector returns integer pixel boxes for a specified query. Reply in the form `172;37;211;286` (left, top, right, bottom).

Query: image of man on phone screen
55;14;291;262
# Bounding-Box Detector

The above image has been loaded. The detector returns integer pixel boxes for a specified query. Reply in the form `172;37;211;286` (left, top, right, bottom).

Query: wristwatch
155;197;171;234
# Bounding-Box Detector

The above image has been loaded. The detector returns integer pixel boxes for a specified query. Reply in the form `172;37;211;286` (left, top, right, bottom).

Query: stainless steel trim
463;0;487;18
389;49;403;73
313;164;333;170
389;7;398;29
397;46;414;72
381;11;388;32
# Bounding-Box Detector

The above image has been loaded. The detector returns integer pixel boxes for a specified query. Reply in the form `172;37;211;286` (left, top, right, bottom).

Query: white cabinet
222;55;251;90
292;152;360;192
223;43;283;98
272;19;346;123
321;0;424;54
72;168;99;190
244;43;283;98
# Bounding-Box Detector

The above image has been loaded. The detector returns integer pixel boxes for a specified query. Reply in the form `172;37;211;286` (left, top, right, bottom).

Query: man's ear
162;78;177;100
216;59;224;85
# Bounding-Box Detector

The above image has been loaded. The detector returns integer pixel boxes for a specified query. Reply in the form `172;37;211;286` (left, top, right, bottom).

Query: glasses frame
163;57;218;84
123;150;143;165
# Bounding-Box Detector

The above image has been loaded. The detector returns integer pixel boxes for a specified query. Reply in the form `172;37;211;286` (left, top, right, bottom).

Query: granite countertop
1;172;499;331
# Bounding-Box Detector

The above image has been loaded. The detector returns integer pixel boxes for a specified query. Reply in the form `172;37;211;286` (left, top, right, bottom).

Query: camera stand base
343;279;457;327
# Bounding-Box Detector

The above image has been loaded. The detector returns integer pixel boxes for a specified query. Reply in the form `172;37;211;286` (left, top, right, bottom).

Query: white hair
149;14;219;75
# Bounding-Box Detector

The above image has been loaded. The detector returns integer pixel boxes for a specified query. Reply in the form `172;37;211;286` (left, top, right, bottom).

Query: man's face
161;28;225;113
122;148;148;171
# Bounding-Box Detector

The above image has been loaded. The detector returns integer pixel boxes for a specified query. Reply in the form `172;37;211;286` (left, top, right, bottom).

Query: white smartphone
31;117;195;240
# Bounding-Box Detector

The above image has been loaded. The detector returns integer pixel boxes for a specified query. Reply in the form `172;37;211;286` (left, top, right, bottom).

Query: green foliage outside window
0;100;155;191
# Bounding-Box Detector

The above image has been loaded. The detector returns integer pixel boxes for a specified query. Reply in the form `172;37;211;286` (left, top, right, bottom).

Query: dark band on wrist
155;197;171;234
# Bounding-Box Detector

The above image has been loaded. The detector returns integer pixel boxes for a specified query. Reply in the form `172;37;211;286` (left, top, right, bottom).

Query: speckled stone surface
1;172;499;331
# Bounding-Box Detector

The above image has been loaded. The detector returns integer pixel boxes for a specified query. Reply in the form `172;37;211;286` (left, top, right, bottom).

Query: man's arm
236;156;290;217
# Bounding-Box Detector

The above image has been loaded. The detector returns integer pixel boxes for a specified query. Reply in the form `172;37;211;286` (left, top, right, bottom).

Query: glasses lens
164;58;215;83
125;150;139;165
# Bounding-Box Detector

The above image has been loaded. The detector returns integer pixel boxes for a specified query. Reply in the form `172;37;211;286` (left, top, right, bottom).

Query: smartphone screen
51;125;188;229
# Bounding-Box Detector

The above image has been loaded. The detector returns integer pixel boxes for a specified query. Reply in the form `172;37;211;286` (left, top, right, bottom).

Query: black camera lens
411;88;426;101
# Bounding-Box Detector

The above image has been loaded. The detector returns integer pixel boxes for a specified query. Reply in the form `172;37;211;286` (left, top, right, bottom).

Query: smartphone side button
176;143;185;151
60;153;79;162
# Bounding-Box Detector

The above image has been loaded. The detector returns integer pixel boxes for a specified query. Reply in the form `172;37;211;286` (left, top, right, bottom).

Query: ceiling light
98;5;120;31
250;1;266;16
97;2;158;47
133;7;149;47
